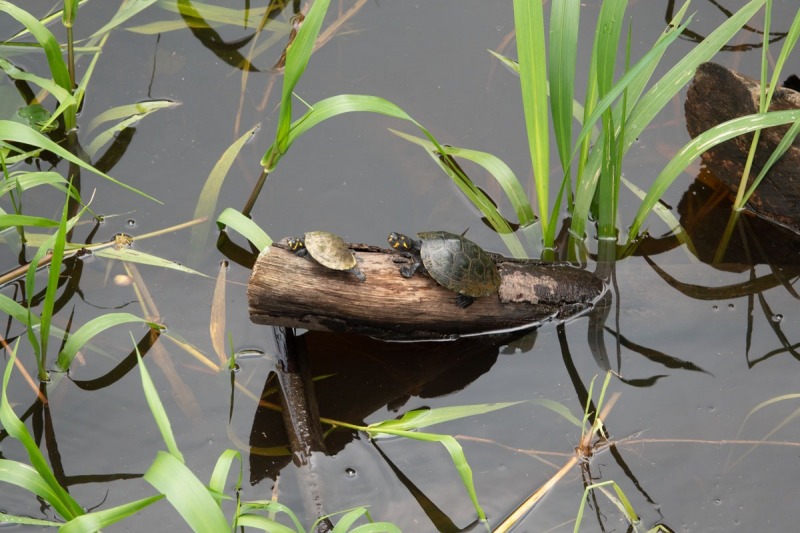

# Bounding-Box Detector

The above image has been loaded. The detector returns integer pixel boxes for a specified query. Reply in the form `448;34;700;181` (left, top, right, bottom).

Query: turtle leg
348;268;367;282
455;294;475;308
399;260;421;278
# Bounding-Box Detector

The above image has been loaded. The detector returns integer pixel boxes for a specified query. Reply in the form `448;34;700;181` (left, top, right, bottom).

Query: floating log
247;241;605;340
685;62;800;234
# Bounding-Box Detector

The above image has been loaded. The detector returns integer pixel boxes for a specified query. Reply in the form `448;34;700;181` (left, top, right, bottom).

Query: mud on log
247;242;605;340
685;62;800;234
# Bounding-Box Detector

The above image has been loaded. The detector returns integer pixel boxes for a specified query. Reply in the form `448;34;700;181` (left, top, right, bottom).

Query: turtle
387;230;500;308
286;231;366;282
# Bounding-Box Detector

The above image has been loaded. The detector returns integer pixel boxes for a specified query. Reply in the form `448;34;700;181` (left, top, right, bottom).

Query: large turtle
388;231;500;308
286;231;366;282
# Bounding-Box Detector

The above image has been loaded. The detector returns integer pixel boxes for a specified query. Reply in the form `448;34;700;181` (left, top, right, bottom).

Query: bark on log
685;62;800;234
247;241;605;340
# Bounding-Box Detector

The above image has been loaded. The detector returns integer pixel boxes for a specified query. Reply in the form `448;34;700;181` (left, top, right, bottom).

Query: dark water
1;1;799;531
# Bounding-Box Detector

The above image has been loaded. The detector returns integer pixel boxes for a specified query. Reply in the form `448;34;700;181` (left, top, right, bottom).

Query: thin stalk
241;167;270;217
734;0;772;209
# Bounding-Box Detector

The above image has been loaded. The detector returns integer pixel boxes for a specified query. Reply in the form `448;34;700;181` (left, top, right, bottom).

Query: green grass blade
238;501;304;531
144;451;230;532
0;171;76;197
93;247;211;277
627;109;800;240
190;125;258;262
549;0;580;171
0;460;67;508
349;522;402;533
0;292;39;326
0;513;61;527
0;58;75;109
56;313;159;371
38;185;71;372
85;100;179;157
513;0;550;236
136;347;184;463
60;495;164;533
217;207;272;251
571;0;767;239
743;118;800;201
235;513;298;532
0;120;158;202
389;129;536;226
0;348;84;520
0;1;73;126
369;402;524;432
0;214;59;228
208;449;242;504
90;0;159;38
273;0;330;155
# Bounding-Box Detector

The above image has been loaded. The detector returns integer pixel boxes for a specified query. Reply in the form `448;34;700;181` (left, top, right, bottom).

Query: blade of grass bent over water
0;121;158;201
217;207;272;251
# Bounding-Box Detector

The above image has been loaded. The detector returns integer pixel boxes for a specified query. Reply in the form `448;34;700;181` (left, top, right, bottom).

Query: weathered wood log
247;241;605;340
685;62;800;234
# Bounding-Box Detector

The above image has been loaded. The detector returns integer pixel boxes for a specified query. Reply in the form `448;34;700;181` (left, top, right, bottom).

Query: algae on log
685;62;800;234
247;242;605;340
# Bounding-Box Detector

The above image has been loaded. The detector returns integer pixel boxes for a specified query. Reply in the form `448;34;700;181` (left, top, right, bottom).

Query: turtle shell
303;231;358;271
418;231;500;297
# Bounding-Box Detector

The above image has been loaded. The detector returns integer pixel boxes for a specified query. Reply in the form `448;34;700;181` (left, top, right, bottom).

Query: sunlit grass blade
0;120;158;201
273;0;331;155
190;125;258;262
89;0;159;38
136;345;184;462
144;451;230;531
0;460;71;511
0;1;74;127
0;293;39;327
742;118;800;202
727;393;800;471
328;508;401;533
549;0;580;171
0;512;61;527
627;109;800;240
513;0;549;236
159;1;276;27
209;262;228;367
56;313;160;371
208;449;242;504
574;480;638;533
235;513;298;532
0;214;59;228
60;495;164;533
373;429;485;521
0;58;76;110
620;176;697;258
217;207;272;251
1;347;85;520
237;501;304;531
0;171;79;199
85;100;179;157
93;247;211;277
389;129;536;227
571;0;767;240
369;402;524;432
36;182;72;376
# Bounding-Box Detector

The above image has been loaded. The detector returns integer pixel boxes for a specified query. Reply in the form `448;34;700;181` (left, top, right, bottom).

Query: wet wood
685;62;800;234
247;242;605;340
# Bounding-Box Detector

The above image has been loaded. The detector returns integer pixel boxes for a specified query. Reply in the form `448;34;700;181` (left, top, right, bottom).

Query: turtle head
286;237;306;253
388;232;416;252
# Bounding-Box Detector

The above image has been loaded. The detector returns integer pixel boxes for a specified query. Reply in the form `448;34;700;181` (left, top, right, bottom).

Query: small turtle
286;231;366;282
388;231;500;308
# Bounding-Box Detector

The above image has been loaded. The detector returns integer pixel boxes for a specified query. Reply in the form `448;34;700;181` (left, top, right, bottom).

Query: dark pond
1;1;799;531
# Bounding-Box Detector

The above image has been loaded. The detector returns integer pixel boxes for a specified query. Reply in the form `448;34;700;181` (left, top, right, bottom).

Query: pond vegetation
1;0;799;531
